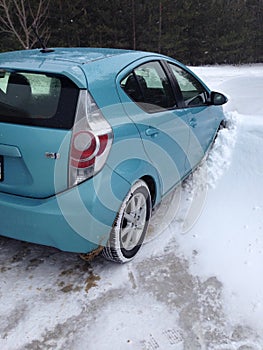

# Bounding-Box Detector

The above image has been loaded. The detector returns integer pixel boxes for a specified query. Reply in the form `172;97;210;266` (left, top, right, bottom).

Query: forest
0;0;262;65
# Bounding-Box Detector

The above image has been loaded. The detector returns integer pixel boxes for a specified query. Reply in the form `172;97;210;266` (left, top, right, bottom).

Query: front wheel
102;179;152;263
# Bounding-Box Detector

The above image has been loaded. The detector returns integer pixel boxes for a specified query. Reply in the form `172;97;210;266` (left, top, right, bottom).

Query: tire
102;179;152;263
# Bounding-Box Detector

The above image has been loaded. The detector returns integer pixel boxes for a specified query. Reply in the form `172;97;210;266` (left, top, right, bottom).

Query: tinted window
121;61;176;113
168;64;208;107
0;71;79;129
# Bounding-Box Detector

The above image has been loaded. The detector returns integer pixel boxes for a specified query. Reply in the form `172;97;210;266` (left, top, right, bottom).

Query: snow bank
176;65;263;335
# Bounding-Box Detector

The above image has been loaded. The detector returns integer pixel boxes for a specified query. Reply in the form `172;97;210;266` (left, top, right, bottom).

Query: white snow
0;64;263;349
177;64;263;333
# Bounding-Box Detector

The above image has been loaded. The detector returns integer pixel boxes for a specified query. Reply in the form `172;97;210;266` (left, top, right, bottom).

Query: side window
168;63;208;107
121;61;177;113
0;72;8;93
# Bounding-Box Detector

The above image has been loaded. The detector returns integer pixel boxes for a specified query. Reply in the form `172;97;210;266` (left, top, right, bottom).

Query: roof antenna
31;23;54;53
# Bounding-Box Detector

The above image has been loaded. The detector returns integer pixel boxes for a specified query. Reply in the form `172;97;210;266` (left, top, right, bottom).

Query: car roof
0;47;139;64
0;48;163;88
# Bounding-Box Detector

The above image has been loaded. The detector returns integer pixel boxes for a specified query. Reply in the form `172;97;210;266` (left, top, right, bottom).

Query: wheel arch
112;158;163;208
141;175;157;207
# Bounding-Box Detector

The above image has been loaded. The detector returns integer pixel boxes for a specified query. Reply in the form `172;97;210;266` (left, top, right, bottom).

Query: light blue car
0;48;227;263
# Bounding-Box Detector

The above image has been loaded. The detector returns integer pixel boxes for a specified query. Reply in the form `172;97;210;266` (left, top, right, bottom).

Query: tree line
0;0;262;65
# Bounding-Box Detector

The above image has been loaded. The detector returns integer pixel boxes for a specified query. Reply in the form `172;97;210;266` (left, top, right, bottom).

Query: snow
179;64;263;332
0;64;263;349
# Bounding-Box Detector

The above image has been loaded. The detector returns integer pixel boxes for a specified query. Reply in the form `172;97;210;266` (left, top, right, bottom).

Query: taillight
69;91;113;187
71;131;98;168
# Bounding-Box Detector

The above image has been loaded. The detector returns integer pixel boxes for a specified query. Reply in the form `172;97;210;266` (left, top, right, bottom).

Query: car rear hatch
0;70;79;198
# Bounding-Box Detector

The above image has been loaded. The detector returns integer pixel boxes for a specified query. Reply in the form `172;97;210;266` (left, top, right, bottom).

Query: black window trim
120;59;181;114
160;60;185;108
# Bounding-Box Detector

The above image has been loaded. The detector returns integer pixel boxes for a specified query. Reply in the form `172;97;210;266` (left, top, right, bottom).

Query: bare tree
0;0;50;49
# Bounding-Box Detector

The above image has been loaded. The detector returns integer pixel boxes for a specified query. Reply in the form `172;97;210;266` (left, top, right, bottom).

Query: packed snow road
0;65;263;350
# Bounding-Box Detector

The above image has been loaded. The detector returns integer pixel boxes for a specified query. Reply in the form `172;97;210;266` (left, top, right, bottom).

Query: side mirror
210;91;228;105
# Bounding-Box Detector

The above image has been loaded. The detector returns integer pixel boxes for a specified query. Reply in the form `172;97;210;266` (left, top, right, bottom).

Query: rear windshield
0;71;79;129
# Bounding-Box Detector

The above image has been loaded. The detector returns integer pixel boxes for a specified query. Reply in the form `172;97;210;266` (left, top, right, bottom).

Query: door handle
189;118;197;128
145;127;159;138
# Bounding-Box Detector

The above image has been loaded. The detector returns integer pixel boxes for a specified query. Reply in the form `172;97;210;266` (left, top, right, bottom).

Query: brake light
71;131;97;167
69;91;113;187
97;134;108;156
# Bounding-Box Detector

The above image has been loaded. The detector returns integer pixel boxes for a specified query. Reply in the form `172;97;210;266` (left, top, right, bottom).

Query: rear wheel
102;179;152;263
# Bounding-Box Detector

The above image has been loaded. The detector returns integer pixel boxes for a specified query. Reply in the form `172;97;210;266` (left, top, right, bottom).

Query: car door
117;60;190;195
166;62;222;173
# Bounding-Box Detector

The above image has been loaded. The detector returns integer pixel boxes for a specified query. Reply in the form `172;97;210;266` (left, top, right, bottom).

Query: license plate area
0;156;3;182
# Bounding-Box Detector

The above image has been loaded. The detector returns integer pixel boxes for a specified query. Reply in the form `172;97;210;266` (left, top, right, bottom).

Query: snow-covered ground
0;64;263;350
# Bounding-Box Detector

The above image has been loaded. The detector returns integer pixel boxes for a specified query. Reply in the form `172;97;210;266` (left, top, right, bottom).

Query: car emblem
45;152;60;159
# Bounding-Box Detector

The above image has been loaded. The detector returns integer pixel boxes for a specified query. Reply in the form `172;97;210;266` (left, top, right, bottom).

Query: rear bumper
0;165;130;253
